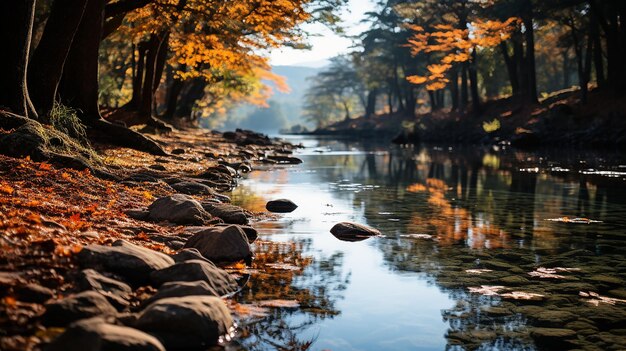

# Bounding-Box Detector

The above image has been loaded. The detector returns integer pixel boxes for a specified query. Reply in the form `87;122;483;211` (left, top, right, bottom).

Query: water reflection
231;137;626;350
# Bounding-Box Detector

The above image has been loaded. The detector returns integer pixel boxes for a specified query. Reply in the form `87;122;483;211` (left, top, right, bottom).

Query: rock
237;225;258;243
530;328;577;348
184;225;252;264
143;281;220;306
532;310;577;327
165;240;185;250
42;291;117;327
330;222;381;242
133;296;234;349
77;240;174;286
170;248;213;264
150;260;238;296
124;209;150;221
267;155;303;164
171;148;185;155
170;181;214;195
47;318;165;351
147;194;212;225
202;202;248;224
148;164;166;171
185;225;257;243
77;269;132;310
499;275;530;286
15;283;54;303
265;199;298;213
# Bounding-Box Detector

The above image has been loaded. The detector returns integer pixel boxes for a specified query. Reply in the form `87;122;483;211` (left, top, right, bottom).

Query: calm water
229;137;626;351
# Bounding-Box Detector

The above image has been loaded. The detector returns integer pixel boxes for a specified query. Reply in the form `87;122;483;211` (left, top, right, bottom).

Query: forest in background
302;0;626;147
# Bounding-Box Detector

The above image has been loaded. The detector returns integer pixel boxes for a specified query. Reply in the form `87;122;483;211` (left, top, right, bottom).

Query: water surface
229;137;626;351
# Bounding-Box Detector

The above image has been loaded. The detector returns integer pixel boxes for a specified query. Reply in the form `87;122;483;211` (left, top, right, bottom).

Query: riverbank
0;125;303;350
308;88;626;149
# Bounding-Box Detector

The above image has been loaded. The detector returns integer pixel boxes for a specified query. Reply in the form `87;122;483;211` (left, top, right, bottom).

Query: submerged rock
150;260;238;296
184;225;252;264
133;296;234;349
265;199;298;213
77;240;174;286
147;194;212;225
530;328;577;348
42;291;117;327
47;318;165;351
330;222;381;242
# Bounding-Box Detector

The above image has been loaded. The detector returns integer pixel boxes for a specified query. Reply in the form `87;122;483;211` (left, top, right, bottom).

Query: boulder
42;291;117;327
150;260;238;296
47;318;165;351
184;225;252;264
202;203;248;225
266;155;302;164
124;209;150;221
147;194;212;225
133;296;234;349
15;283;54;303
170;248;213;264
265;199;298;213
184;225;257;243
530;328;577;348
170;181;214;195
77;240;174;286
143;281;220;306
330;222;381;242
78;269;132;310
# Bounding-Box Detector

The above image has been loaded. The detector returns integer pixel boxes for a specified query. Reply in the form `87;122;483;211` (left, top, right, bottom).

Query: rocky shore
0;128;306;350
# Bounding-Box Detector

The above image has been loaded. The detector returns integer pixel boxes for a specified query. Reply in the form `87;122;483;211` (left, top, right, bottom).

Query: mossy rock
480;306;512;317
587;275;624;288
529;328;577;348
531;310;577;327
546;282;597;294
499;275;531;286
565;320;598;333
481;260;517;271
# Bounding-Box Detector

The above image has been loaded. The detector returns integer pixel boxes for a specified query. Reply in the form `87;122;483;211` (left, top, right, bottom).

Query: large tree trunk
522;0;538;103
590;13;606;88
499;41;520;96
174;78;207;120
29;0;88;118
469;48;481;113
450;66;459;111
59;0;106;122
0;0;38;119
364;89;378;117
460;62;469;110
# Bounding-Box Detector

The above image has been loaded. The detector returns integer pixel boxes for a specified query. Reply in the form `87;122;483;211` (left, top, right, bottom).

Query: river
228;136;626;351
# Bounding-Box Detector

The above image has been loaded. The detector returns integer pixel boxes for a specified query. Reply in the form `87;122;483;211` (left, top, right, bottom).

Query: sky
269;0;377;67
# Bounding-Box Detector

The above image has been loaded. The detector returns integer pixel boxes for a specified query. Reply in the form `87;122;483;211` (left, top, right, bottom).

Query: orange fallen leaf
39;163;52;171
0;184;15;195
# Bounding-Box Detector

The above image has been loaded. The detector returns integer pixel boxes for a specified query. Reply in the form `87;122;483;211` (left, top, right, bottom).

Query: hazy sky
269;0;376;67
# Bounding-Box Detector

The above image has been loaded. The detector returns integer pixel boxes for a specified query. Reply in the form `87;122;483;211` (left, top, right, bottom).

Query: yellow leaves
143;191;154;201
39;163;52;171
427;63;451;75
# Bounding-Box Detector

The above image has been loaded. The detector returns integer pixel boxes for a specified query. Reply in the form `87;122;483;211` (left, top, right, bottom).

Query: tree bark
469;48;481;113
522;0;538;103
0;0;38;119
29;0;88;118
450;67;459;110
499;42;519;96
59;0;106;122
364;89;378;117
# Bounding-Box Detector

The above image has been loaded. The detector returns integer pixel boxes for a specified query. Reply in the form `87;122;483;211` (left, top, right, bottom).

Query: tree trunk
163;77;183;119
450;67;459;110
469;48;481;113
590;12;606;88
364;89;378;117
0;0;38;119
59;0;106;122
499;41;519;96
460;62;469;110
174;78;207;119
522;0;538;103
29;0;88;118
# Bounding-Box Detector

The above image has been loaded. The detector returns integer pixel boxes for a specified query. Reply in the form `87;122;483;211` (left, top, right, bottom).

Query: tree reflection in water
230;138;626;350
230;235;349;350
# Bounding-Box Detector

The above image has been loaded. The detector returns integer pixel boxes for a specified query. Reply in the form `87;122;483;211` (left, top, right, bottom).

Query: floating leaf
500;291;545;301
465;269;493;275
258;299;300;308
400;234;433;240
468;285;505;296
580;291;626;306
546;217;602;224
528;267;580;279
265;263;301;271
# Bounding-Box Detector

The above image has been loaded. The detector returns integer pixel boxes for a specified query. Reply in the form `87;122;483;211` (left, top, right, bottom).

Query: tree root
88;119;167;156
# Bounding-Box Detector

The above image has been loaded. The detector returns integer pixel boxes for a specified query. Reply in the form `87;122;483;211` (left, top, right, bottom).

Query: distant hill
220;65;323;134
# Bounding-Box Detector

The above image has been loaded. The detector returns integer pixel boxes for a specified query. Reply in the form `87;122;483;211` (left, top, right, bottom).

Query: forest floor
310;87;626;149
0;126;304;350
